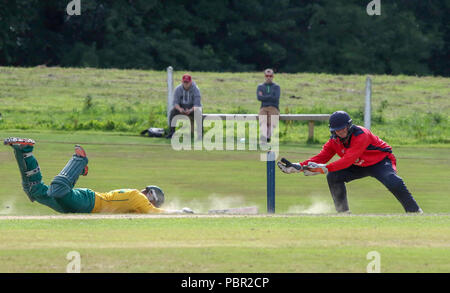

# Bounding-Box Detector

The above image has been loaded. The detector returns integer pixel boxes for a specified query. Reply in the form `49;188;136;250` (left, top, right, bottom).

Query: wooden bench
202;114;331;140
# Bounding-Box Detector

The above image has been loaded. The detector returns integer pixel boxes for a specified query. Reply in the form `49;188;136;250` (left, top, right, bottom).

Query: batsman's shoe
75;145;87;157
74;145;88;176
4;137;35;148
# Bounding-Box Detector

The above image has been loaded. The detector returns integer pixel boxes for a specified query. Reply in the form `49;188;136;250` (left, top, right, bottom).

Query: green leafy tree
0;0;447;76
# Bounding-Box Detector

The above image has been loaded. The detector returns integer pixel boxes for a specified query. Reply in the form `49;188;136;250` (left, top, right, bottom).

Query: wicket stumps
267;151;276;213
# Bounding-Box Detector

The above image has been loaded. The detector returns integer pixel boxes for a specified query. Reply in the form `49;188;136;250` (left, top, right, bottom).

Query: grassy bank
0;67;448;145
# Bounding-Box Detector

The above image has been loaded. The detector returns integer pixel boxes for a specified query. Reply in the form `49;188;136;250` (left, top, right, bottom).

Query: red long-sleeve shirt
300;126;397;172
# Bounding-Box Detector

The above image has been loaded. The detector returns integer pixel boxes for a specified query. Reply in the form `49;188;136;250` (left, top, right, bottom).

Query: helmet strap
149;190;157;204
338;124;354;144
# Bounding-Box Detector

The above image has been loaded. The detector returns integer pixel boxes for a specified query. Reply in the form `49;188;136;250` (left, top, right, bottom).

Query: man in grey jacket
167;74;203;139
257;68;280;143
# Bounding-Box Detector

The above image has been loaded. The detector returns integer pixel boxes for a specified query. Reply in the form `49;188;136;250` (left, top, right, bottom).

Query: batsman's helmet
145;185;165;207
329;111;353;132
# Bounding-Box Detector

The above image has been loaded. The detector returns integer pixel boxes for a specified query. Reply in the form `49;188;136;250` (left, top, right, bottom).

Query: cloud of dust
163;194;252;213
286;197;334;214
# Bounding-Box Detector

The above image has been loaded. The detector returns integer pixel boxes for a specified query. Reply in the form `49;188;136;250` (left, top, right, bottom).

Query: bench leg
308;121;315;141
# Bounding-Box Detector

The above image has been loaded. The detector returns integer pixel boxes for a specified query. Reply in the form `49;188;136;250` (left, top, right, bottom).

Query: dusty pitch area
0;213;440;220
0;214;259;220
0;214;323;220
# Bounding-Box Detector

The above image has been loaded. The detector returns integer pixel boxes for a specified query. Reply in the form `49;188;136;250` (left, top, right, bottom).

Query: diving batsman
4;137;194;214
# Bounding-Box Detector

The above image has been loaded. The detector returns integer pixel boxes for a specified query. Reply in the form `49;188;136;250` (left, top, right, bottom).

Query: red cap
182;74;192;82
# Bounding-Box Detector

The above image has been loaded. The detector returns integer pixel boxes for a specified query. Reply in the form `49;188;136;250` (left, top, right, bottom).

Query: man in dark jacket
277;111;423;214
167;74;203;139
257;69;280;143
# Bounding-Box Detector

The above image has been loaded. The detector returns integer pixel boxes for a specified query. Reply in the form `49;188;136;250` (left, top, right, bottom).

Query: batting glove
277;158;303;174
181;207;194;214
303;162;328;176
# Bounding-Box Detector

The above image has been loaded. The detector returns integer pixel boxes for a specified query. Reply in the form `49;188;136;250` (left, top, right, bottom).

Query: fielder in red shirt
278;111;422;213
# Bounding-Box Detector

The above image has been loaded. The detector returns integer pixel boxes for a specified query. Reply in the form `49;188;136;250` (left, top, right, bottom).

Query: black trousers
327;157;421;213
168;108;203;138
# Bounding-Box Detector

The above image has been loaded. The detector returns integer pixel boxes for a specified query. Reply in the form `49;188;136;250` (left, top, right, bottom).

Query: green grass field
1;216;449;273
0;67;449;273
1;130;449;215
0;131;449;272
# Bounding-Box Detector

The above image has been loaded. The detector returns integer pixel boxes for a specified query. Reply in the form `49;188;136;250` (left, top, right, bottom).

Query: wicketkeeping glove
277;158;303;174
303;162;328;176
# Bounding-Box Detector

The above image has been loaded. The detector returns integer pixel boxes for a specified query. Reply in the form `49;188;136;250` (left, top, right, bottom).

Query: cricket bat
208;206;258;215
281;157;302;170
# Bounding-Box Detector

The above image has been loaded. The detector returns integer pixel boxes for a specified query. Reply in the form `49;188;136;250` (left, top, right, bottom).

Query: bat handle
281;158;291;165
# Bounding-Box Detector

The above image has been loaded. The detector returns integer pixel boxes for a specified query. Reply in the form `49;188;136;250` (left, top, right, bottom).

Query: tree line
0;0;448;76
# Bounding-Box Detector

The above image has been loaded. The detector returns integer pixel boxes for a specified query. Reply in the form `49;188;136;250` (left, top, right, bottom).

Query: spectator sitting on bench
166;74;203;139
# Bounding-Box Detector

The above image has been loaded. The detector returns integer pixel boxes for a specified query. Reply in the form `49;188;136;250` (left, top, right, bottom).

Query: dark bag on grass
140;128;165;137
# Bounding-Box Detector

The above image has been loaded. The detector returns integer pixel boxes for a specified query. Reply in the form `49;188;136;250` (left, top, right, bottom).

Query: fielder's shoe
410;208;424;214
3;137;35;148
74;145;88;176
